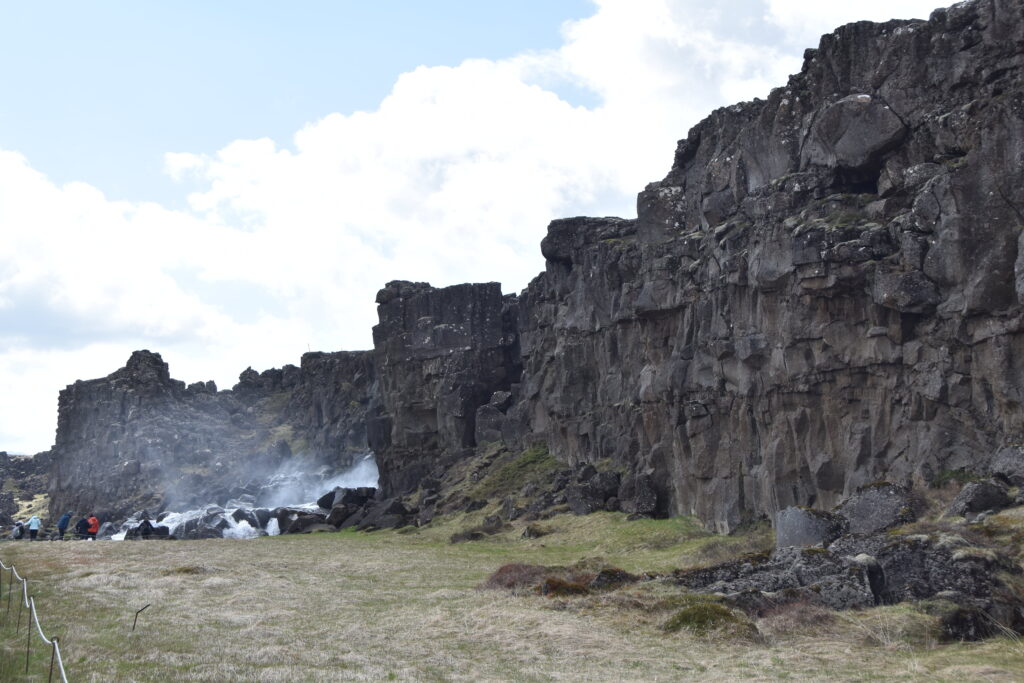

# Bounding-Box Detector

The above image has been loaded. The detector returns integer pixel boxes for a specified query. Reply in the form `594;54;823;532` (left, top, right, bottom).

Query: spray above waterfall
111;453;379;540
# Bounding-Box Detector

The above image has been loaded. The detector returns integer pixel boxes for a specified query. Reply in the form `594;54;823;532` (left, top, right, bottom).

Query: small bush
450;515;509;544
757;600;837;637
540;576;592;597
662;595;757;639
481;563;549;590
522;523;552;539
589;567;639;591
160;565;209;576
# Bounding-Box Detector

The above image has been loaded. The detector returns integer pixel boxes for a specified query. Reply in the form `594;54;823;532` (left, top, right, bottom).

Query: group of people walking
8;512;99;541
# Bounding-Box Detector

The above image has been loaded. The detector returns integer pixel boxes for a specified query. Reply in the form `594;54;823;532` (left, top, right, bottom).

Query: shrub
540;576;593;597
481;563;548;590
521;523;552;539
662;595;757;639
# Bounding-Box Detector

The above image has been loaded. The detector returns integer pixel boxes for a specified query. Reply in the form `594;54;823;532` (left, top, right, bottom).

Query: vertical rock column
368;281;521;496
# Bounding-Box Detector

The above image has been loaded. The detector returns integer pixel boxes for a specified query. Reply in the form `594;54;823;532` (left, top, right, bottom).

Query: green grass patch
470;447;561;500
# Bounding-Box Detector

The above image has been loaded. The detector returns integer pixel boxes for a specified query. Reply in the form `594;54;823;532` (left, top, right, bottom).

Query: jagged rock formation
48;349;374;519
39;0;1024;537
368;281;521;496
0;451;50;524
508;0;1024;531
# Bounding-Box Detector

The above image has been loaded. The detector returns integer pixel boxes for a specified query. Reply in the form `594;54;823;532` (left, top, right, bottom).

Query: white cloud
0;0;951;453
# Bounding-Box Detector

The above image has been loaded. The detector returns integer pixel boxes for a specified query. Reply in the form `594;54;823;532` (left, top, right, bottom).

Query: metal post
15;590;22;634
5;569;11;616
133;603;151;631
48;638;57;683
25;612;31;675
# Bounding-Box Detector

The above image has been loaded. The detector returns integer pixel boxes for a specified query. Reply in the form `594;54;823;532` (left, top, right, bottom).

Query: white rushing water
112;454;379;541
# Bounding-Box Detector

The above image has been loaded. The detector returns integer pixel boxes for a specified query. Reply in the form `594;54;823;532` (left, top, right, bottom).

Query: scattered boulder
617;473;658;517
326;504;360;527
96;522;118;540
356;498;410;531
946;481;1011;517
283;512;329;534
231;508;260;529
775;507;847;549
251;508;273;528
833;482;916;534
566;470;620;515
316;487;343;510
991;446;1024;487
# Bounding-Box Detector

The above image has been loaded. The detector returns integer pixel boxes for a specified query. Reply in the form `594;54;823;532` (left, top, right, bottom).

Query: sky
0;0;947;454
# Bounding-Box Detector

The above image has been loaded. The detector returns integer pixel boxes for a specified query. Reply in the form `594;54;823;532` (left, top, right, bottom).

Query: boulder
96;522;118;540
357;498;410;530
617;473;658;516
991;446;1024;487
775;507;847;549
231;508;260;529
283;512;328;534
338;508;367;530
251;508;272;528
340;488;374;507
946;481;1011;517
834;483;915;534
317;487;343;510
566;471;620;516
326;504;359;527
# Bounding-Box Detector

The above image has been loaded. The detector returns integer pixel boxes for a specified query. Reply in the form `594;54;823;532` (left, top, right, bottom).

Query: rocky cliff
40;0;1024;534
48;349;374;519
368;281;521;496
511;0;1024;531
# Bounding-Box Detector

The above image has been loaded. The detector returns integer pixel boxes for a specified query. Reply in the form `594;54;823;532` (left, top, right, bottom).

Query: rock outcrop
368;281;521;496
511;0;1024;531
37;0;1024;538
48;350;374;519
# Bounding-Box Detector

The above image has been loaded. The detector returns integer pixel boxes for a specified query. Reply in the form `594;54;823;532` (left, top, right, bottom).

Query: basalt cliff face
42;0;1024;532
48;349;374;519
511;0;1024;531
367;281;521;497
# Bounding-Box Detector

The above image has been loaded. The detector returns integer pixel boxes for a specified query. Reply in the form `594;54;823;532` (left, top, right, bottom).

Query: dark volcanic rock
368;281;521;497
617;473;658;517
357;498;410;530
678;529;1024;634
946;481;1011;517
29;0;1024;540
510;0;1024;532
991;446;1024;487
775;507;848;549
48;349;374;521
834;483;916;534
566;470;620;515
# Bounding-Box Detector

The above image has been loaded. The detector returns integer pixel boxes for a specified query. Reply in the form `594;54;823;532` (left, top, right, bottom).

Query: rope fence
0;559;68;682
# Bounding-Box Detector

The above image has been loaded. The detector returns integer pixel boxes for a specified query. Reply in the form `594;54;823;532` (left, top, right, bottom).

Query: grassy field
0;510;1021;682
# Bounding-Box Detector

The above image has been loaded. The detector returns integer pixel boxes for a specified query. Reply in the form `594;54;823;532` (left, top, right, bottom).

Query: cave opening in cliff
832;164;881;195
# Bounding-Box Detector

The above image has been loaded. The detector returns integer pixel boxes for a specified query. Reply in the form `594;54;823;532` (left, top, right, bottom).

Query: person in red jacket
86;514;100;540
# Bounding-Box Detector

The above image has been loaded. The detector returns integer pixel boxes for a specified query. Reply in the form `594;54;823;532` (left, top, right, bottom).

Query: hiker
56;511;72;540
74;516;89;540
11;521;24;540
86;513;99;540
27;515;41;540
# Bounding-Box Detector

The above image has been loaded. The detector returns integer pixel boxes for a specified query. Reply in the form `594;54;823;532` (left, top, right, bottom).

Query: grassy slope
0;510;1021;682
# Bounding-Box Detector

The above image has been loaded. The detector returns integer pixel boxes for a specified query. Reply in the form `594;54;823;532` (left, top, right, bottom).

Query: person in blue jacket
56;511;73;540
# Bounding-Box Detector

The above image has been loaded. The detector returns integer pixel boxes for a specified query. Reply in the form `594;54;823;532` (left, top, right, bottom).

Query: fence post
49;637;57;683
25;609;31;675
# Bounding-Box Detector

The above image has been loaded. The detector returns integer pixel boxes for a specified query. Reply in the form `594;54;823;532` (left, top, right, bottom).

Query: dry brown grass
0;511;1020;681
